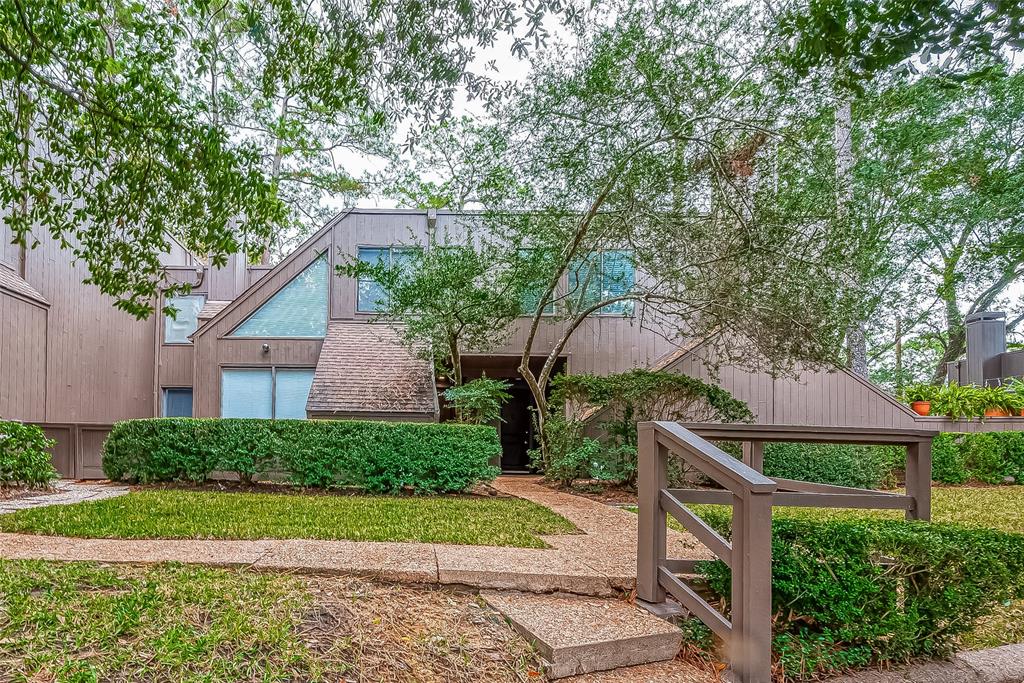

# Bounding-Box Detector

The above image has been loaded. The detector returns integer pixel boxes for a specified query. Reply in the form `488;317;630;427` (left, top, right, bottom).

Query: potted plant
931;382;984;420
1007;377;1024;416
978;385;1021;418
903;384;938;416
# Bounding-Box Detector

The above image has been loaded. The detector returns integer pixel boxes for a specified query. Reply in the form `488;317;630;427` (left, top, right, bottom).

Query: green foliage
443;377;511;425
544;438;602;489
979;385;1024;413
762;443;895;490
337;240;532;384
931;382;985;419
0;422;57;489
697;511;1024;678
901;383;938;403
544;370;752;487
102;419;500;494
932;432;1024;485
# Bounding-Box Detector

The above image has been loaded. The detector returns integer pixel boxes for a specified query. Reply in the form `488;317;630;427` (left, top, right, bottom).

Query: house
0;209;920;477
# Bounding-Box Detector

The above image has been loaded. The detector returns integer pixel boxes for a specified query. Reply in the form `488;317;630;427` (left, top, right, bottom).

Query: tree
337;233;537;386
0;0;573;315
850;67;1024;382
780;0;1024;88
383;0;871;461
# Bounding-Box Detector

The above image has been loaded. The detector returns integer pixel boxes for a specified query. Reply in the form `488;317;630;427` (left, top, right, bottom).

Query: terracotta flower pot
910;401;931;416
984;407;1012;418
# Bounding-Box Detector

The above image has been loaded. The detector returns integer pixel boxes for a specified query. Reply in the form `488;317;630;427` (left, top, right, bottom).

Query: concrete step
482;591;683;679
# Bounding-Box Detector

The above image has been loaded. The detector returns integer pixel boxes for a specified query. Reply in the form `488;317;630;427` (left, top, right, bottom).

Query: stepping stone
482;591;682;679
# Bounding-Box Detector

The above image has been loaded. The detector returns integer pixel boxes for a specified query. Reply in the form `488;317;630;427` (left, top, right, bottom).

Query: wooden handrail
636;420;936;683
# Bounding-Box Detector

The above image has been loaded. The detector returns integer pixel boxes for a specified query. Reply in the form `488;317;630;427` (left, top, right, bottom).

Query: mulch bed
0;486;56;502
537;479;639;505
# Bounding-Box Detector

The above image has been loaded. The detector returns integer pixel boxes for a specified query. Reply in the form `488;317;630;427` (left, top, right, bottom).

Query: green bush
931;431;1024;484
762;443;895;489
0;421;58;488
697;510;1024;679
102;418;501;494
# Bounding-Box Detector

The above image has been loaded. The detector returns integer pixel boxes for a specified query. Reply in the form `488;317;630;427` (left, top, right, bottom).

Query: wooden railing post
905;438;932;521
729;489;773;683
637;422;667;603
741;440;764;473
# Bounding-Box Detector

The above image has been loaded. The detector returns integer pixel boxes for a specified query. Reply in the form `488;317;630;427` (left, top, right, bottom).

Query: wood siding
0;290;47;421
669;344;921;429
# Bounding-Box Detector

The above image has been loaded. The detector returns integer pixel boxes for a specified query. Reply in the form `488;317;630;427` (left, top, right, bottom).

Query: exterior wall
918;416;1024;433
669;344;921;429
191;224;334;417
0;290;47;421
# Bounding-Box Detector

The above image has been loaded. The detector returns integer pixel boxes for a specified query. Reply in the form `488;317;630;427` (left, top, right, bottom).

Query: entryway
458;355;567;473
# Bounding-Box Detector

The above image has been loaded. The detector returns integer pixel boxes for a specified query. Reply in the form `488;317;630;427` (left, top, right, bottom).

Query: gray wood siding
670;344;920;429
0;291;46;421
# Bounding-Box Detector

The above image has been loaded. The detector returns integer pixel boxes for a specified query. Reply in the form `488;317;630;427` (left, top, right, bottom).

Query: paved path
0;476;710;596
0;481;128;514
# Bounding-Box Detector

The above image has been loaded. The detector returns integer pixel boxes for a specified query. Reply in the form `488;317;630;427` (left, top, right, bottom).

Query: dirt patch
298;576;545;682
537;480;639;505
0;486;55;502
130;480;514;500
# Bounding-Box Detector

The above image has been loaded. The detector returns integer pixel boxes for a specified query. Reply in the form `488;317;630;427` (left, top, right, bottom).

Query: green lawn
0;560;542;683
0;489;577;548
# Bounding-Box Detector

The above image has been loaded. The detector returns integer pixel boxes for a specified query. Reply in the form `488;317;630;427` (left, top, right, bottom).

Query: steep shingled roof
0;266;49;306
197;300;231;320
306;322;437;417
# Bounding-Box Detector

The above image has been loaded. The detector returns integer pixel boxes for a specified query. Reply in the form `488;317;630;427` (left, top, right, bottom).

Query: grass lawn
0;560;542;682
0;489;577;548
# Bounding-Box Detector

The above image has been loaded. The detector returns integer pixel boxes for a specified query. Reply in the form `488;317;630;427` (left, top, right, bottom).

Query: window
163;388;193;417
231;255;328;337
220;367;315;419
164;295;205;344
356;246;419;312
568;250;636;315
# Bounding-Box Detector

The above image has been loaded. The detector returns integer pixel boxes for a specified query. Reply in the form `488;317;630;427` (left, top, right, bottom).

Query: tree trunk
835;98;869;377
894;317;904;393
448;334;463;386
932;292;966;383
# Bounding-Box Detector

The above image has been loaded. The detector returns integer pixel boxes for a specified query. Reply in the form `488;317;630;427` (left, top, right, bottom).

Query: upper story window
230;254;328;338
356;246;419;313
568;250;636;316
164;295;205;344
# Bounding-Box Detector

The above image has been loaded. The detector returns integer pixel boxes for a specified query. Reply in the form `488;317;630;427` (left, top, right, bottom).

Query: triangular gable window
230;254;328;337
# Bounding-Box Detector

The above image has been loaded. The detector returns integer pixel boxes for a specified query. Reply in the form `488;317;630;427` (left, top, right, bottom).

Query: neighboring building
0;209;918;477
946;311;1024;387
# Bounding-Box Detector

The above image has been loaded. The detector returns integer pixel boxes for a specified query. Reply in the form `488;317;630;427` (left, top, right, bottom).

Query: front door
499;383;534;472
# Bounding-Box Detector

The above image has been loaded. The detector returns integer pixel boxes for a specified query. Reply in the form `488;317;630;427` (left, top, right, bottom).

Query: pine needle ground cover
0;489;576;548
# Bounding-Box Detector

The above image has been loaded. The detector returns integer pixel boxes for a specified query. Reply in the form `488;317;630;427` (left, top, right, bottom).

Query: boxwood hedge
0;421;58;489
102;418;501;494
696;509;1024;679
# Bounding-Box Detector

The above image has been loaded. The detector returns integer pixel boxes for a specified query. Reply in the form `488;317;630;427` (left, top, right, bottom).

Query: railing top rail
677;422;938;445
641;421;777;494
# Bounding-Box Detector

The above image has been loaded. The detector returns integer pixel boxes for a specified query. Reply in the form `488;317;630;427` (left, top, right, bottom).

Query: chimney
964;311;1007;386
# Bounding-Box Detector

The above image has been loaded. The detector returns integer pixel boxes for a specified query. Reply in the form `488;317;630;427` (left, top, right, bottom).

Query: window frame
161;387;194;417
354;244;422;314
219;365;316;419
163;294;206;345
568;249;637;317
227;253;329;339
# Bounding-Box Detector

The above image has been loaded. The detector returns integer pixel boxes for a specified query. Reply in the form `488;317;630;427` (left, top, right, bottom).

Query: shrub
102;418;500;494
443;377;511;425
697;510;1024;679
545;437;602;488
762;443;894;489
0;421;58;489
930;431;1024;484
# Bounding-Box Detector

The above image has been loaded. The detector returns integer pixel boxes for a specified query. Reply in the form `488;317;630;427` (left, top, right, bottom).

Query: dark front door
500;384;534;472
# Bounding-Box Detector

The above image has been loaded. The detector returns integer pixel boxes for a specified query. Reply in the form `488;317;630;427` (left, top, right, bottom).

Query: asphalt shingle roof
0;266;49;306
306;322;437;417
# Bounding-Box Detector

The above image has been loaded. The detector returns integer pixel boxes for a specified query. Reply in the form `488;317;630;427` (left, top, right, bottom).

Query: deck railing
636;421;937;683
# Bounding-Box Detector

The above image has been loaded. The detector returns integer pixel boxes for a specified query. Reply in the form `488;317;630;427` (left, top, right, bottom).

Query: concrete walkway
0;477;710;596
0;481;128;514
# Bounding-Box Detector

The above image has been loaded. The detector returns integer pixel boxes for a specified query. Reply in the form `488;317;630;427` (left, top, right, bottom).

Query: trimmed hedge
0;421;58;488
932;431;1024;485
762;443;896;490
697;510;1024;679
102;418;501;494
